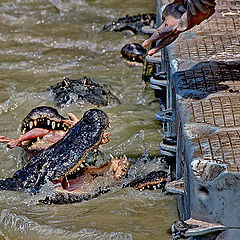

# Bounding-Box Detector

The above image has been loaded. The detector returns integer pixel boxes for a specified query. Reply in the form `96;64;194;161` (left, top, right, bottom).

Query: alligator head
0;106;76;160
49;77;120;107
0;109;110;194
121;43;147;66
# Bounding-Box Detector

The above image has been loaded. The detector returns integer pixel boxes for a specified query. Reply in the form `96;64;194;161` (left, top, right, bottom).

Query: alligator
0;108;168;204
103;13;156;34
48;77;120;107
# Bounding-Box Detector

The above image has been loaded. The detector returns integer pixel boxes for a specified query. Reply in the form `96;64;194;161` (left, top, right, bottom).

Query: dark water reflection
0;0;178;239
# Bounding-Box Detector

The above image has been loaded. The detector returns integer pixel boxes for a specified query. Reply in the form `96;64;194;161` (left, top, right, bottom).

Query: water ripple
0;209;132;240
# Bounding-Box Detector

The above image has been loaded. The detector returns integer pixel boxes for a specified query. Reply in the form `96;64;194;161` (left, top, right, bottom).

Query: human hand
142;0;215;55
186;0;216;15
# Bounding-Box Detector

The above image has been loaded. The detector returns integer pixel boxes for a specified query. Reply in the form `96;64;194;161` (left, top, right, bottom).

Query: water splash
134;130;149;160
111;130;151;158
49;0;88;16
0;92;43;116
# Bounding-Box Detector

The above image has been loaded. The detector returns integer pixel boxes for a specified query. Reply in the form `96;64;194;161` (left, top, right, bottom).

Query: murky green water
0;0;178;239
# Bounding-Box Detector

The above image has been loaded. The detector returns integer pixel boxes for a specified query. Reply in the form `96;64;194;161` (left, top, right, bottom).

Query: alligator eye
61;78;71;89
83;109;107;126
83;109;99;124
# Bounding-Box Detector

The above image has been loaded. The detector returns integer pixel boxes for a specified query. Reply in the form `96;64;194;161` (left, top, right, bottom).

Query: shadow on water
0;0;178;239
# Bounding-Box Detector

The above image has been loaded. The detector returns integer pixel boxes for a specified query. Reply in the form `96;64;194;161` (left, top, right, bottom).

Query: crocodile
103;13;156;34
49;77;120;107
0;108;168;204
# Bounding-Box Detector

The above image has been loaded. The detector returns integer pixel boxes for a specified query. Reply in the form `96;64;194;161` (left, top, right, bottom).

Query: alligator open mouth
21;107;73;151
121;43;147;66
0;106;77;159
49;158;168;204
57;155;129;191
130;170;168;191
47;155;130;204
21;112;69;134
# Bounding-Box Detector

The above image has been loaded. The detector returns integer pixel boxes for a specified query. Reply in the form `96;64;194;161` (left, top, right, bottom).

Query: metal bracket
166;178;184;195
185;218;226;237
150;73;167;92
171;219;226;240
160;135;176;157
150;76;167;90
155;109;173;122
152;72;167;80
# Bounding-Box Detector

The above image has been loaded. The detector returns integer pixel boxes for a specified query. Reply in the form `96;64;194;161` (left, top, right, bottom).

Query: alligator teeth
153;185;157;190
29;121;33;129
140;188;143;191
23;181;28;187
62;123;68;129
80;164;84;168
76;167;80;171
34;120;37;127
51;121;56;129
157;184;161;188
47;120;51;125
22;128;26;134
37;137;40;142
57;123;60;128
